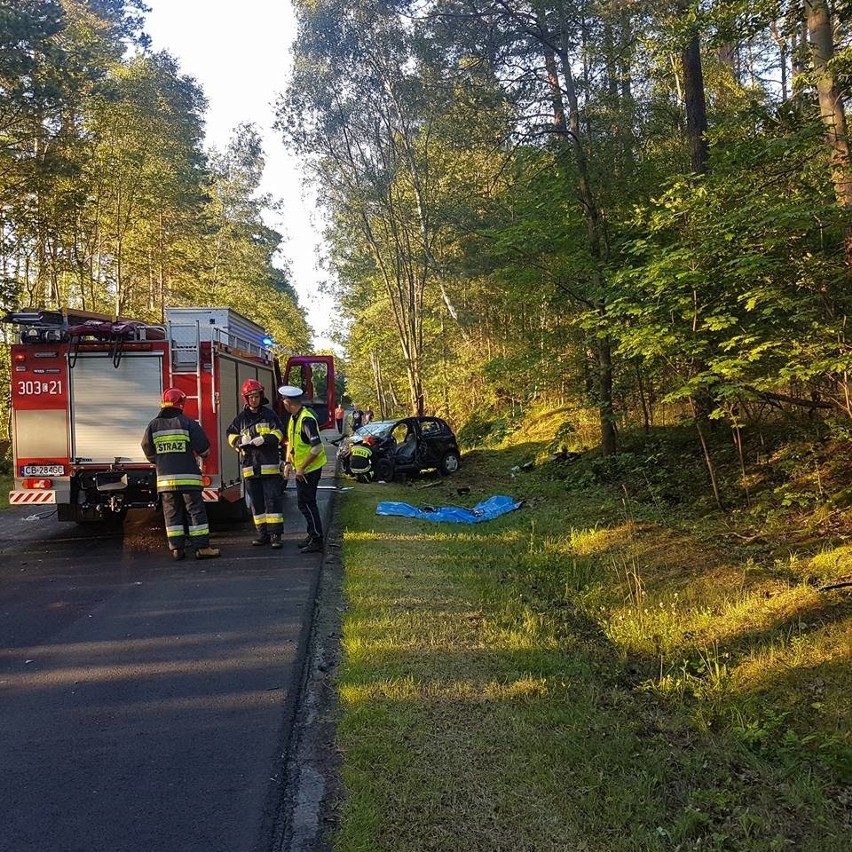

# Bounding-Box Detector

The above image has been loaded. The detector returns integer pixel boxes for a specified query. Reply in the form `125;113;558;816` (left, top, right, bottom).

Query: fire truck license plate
22;464;65;476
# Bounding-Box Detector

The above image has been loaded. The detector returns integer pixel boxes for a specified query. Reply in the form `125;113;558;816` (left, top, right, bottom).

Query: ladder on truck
166;317;277;437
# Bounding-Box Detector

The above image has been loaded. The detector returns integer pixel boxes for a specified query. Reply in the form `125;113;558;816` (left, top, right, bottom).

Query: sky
141;0;336;351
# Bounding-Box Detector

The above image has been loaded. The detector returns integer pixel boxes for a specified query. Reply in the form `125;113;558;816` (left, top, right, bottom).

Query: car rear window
420;419;446;436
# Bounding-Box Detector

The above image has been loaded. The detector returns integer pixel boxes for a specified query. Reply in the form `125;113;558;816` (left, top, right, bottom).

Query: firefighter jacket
141;407;210;492
226;402;285;479
287;404;327;475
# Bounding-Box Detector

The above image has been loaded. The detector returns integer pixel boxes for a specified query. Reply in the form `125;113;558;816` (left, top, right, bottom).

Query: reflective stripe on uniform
260;425;284;441
241;463;281;478
157;474;203;489
152;428;190;453
234;422;283;445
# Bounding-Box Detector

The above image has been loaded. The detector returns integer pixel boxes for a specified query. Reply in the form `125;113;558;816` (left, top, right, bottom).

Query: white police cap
278;385;304;398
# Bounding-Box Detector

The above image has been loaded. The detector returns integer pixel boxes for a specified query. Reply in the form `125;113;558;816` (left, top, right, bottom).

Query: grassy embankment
332;409;851;851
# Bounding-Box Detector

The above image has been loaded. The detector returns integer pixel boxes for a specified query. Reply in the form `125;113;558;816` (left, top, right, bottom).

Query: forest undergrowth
333;409;851;851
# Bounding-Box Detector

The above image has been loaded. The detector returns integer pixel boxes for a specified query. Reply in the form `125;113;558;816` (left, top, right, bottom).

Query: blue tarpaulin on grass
375;494;523;524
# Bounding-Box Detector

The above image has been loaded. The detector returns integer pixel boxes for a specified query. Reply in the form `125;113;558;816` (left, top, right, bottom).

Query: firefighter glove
251;435;265;446
238;436;252;448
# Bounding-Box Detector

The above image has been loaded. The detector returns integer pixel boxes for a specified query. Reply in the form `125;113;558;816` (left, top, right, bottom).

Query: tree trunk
555;37;616;453
540;31;566;131
598;334;617;455
682;33;709;174
769;22;789;101
806;0;852;261
370;350;385;419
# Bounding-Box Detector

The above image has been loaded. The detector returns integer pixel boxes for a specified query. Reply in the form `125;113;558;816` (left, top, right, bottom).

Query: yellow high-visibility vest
288;406;327;473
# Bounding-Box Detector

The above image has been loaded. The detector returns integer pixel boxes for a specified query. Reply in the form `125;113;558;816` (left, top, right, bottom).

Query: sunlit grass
331;449;852;851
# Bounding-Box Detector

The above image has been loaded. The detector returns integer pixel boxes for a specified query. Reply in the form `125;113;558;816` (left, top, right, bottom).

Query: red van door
283;355;336;429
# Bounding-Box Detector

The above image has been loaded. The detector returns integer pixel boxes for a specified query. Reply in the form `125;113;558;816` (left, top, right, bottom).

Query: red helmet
241;378;264;402
162;388;186;409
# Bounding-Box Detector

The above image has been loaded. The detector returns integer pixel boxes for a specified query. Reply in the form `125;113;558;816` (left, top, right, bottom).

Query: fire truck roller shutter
220;358;276;486
218;356;240;486
235;364;276;406
14;409;68;459
70;354;163;464
13;409;71;501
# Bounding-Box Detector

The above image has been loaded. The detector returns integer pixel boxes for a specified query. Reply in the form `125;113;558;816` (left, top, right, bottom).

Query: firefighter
227;379;286;548
279;384;327;553
141;388;220;561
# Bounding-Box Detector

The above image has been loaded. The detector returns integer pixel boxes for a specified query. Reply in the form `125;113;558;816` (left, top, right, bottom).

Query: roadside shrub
456;409;511;448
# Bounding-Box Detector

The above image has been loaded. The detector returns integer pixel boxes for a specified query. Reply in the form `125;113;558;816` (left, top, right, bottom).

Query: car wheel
440;450;461;475
374;458;394;482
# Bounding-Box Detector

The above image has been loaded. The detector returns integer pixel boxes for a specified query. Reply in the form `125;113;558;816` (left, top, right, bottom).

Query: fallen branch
819;581;852;592
743;386;838;411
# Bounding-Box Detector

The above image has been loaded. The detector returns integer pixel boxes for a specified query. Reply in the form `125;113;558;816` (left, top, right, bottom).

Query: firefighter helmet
241;378;264;402
162;388;186;409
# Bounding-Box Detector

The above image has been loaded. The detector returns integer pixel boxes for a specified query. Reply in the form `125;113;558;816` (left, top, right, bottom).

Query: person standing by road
351;407;363;432
334;401;345;433
227;379;286;548
141;388;220;561
279;384;327;553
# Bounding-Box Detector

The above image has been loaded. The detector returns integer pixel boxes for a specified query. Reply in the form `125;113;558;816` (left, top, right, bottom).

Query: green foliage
455;409;511;448
279;0;852;463
612;107;850;415
0;1;316;434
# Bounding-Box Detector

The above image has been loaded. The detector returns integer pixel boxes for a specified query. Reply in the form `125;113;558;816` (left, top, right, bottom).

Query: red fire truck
2;307;335;522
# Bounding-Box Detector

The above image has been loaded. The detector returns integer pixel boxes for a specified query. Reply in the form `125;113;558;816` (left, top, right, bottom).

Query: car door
390;419;417;468
416;418;446;469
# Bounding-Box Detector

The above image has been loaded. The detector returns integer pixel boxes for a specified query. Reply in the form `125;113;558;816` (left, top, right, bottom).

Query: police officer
279;384;327;553
141;388;220;561
227;379;286;548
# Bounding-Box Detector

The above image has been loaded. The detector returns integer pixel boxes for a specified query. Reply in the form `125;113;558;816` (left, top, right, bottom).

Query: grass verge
331;429;851;851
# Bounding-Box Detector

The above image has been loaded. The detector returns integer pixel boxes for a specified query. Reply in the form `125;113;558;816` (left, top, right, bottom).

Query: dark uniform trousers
295;468;323;540
162;490;210;550
246;475;284;535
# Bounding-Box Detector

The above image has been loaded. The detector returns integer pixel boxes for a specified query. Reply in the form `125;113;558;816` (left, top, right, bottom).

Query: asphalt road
0;463;338;852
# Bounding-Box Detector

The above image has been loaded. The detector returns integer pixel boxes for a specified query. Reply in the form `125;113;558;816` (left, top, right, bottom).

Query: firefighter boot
252;533;270;546
270;534;282;549
195;546;220;560
298;534;313;548
172;548;186;561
